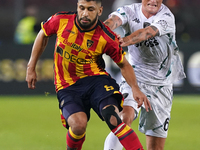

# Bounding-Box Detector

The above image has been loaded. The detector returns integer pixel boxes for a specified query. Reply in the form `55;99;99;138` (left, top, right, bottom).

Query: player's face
77;0;103;30
142;0;163;18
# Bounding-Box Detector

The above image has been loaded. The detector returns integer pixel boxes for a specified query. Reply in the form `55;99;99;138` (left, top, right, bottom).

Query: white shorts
120;81;173;138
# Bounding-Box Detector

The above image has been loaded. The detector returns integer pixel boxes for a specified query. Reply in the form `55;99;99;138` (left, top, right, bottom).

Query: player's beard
77;14;98;30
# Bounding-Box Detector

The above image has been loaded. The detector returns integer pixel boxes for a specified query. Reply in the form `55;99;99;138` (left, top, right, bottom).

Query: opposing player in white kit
104;0;186;150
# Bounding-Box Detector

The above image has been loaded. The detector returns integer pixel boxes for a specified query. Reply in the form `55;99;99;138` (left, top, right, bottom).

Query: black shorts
57;75;123;129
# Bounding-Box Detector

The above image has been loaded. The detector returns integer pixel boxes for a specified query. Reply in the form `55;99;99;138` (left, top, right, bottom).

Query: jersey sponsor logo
71;43;83;52
64;51;95;64
87;39;94;49
132;18;140;23
63;39;91;55
135;37;159;47
136;21;159;47
63;39;83;52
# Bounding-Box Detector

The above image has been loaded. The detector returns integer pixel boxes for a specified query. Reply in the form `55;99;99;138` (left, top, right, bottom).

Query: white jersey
110;3;186;85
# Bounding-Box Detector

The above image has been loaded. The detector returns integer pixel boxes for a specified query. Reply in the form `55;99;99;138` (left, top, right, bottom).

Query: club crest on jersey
87;39;94;49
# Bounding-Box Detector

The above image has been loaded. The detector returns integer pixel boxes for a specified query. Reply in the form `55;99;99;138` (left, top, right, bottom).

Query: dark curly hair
78;0;102;3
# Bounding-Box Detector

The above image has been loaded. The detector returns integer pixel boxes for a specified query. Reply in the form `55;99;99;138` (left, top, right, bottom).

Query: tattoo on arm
123;26;159;46
133;26;159;43
131;31;143;44
145;28;154;40
104;15;122;30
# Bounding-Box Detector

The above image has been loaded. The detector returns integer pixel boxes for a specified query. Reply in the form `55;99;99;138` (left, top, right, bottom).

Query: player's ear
98;6;103;16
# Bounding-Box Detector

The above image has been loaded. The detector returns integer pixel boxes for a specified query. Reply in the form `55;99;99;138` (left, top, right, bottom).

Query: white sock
104;132;123;150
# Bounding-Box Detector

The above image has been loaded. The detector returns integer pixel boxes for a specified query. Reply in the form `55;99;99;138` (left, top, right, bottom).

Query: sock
66;127;85;150
112;122;143;150
104;132;123;150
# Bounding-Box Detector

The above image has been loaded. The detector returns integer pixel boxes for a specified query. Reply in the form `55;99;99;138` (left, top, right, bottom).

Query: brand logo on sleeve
132;18;140;23
163;13;171;17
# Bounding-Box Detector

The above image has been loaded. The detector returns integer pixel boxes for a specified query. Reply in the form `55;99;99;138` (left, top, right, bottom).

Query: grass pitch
0;94;199;150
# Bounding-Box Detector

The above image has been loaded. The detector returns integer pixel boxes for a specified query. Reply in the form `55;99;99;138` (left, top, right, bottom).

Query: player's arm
104;15;122;31
26;29;49;89
117;56;152;112
120;25;159;47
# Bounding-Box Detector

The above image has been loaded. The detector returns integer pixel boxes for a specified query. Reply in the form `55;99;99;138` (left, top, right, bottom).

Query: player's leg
57;89;88;150
66;111;87;150
104;106;136;150
146;135;166;150
138;84;173;150
90;75;143;150
120;106;136;126
104;81;140;150
139;107;168;150
100;97;143;150
104;132;123;150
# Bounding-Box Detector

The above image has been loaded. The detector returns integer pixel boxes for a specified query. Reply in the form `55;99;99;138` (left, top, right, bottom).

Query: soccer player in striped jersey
26;0;151;150
104;0;186;150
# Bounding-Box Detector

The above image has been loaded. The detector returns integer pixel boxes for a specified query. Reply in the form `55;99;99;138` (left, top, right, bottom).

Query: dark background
0;0;200;95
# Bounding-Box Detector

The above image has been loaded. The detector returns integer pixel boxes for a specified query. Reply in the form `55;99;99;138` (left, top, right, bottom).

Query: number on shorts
164;118;170;131
104;85;114;91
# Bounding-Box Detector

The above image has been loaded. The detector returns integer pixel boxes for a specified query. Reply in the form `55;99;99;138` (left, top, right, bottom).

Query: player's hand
115;33;123;45
132;87;152;112
26;67;37;89
115;33;121;40
119;36;132;47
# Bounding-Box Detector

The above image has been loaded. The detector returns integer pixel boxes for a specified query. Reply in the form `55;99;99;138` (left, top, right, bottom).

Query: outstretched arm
104;15;122;31
26;29;49;89
117;56;152;112
120;25;159;47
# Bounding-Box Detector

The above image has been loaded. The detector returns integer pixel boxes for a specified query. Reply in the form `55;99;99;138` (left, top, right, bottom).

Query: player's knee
101;105;122;130
68;113;87;135
70;122;86;135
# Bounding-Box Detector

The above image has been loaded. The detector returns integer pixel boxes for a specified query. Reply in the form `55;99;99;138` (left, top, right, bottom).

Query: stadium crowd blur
0;0;199;44
0;0;200;95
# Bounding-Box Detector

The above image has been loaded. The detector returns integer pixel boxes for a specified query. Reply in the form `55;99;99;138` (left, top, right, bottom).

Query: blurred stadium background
0;0;200;149
0;0;200;95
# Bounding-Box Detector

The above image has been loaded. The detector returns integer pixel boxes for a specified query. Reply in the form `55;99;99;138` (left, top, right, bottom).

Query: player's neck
142;9;156;19
141;5;160;19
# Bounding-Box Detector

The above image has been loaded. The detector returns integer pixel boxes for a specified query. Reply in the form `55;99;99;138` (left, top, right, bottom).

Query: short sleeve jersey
41;11;124;92
110;3;185;85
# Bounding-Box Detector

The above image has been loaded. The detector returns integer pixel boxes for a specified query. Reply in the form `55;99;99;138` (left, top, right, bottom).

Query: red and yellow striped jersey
41;11;125;92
